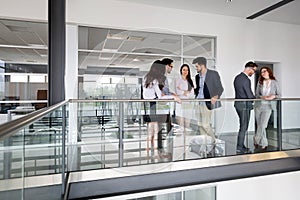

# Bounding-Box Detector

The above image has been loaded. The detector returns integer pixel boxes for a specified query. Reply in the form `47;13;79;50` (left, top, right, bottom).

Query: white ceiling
0;19;48;64
119;0;300;25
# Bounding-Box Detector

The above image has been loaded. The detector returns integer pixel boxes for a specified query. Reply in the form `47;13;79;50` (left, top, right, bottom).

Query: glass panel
0;19;48;102
184;187;216;200
183;35;215;58
281;100;300;150
78;27;181;55
24;108;65;177
78;26;217;101
73;102;120;171
0;104;67;199
0;130;25;199
70;99;286;171
255;99;279;152
78;53;181;99
130;192;181;200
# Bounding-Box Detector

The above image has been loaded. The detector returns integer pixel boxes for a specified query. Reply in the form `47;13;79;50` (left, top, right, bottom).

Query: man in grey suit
234;61;257;154
194;57;224;142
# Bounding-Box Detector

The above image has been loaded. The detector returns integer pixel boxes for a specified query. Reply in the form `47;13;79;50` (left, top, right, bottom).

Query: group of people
143;57;280;155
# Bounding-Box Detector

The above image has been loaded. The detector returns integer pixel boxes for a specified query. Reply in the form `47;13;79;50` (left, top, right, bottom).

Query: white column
65;24;79;170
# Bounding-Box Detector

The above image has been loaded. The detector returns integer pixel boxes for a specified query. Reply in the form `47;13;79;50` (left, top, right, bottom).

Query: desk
7;107;35;121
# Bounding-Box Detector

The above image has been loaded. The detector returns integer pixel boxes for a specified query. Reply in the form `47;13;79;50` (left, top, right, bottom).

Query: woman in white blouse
143;60;180;153
174;64;194;130
255;67;280;151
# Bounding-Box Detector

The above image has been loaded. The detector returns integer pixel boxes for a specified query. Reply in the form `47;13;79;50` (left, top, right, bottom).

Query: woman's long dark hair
144;60;166;90
180;64;194;91
258;67;276;84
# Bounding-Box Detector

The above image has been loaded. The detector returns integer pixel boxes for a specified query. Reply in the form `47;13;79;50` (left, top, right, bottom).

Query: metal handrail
0;100;48;104
0;100;69;140
69;98;287;103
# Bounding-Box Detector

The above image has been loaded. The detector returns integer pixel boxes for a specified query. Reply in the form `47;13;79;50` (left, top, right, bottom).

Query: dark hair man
233;61;257;154
193;57;224;142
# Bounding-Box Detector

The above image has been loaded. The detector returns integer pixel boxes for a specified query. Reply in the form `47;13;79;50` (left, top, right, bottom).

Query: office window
78;26;216;99
0;19;48;102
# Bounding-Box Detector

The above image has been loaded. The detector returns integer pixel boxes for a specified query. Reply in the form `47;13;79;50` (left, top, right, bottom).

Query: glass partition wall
78;26;216;99
0;19;48;125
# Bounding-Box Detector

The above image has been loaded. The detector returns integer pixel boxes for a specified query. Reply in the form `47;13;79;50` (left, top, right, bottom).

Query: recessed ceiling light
127;36;145;41
107;33;127;40
6;25;30;32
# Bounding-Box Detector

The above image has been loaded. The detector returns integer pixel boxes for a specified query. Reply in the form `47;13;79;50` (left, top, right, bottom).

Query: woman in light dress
254;67;280;151
174;64;195;131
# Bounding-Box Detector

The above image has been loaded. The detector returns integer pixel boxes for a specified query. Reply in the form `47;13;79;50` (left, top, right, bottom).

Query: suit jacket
194;69;224;110
234;72;255;110
255;79;280;110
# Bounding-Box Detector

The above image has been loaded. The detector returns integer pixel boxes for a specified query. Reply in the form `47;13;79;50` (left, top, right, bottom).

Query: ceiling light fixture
107;33;127;40
127;36;145;42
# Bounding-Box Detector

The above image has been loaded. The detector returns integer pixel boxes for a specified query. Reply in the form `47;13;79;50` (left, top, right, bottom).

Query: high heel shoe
261;146;268;152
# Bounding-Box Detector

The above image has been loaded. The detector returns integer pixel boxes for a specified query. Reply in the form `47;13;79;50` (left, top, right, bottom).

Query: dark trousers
158;125;163;150
235;107;251;150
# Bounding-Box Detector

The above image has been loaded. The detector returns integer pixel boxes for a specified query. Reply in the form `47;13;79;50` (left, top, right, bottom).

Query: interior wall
0;0;47;21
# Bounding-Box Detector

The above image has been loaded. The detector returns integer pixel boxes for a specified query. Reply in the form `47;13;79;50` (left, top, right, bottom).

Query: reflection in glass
0;19;48;101
78;26;216;100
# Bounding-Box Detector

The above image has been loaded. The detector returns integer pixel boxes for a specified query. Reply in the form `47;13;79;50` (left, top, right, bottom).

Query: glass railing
0;100;67;199
1;98;300;198
0;100;48;125
68;99;284;171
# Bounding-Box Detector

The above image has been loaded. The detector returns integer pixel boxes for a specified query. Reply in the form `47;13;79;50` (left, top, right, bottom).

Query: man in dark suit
234;61;257;154
193;57;224;142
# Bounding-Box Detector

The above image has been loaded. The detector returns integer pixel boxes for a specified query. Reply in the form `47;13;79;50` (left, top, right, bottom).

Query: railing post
61;104;66;195
277;100;282;151
118;102;124;167
3;137;12;179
